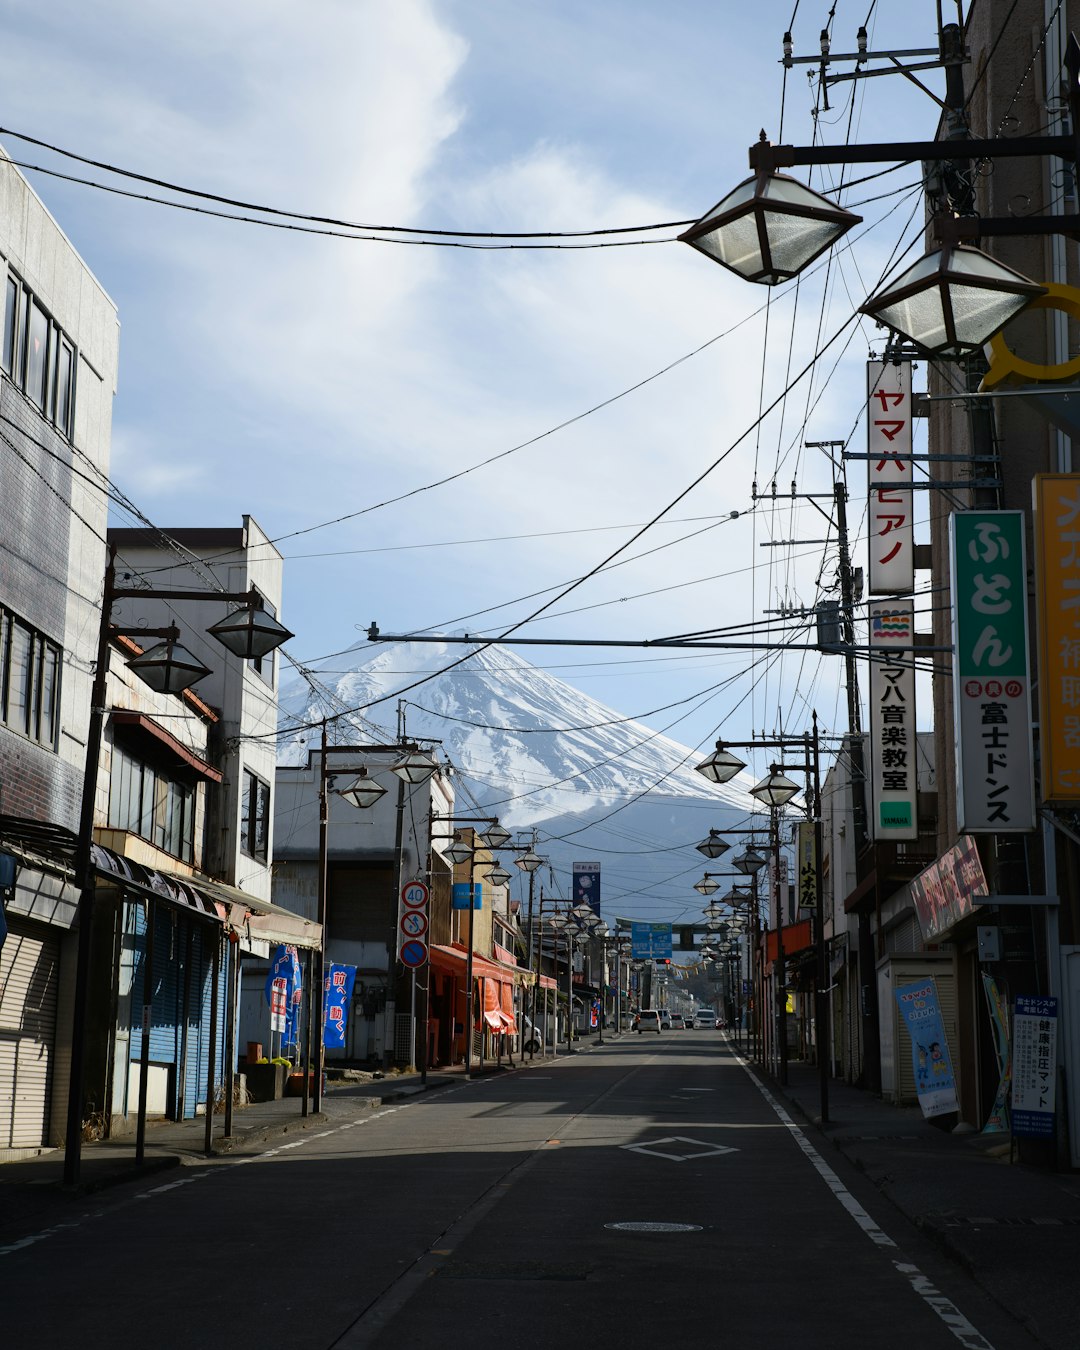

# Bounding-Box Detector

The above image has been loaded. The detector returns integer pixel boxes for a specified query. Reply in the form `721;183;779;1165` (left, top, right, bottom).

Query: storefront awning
93;845;222;924
430;943;523;985
168;872;323;951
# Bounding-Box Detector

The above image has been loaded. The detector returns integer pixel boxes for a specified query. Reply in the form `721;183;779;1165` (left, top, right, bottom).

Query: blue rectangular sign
631;922;672;959
1012;995;1058;1138
452;882;482;911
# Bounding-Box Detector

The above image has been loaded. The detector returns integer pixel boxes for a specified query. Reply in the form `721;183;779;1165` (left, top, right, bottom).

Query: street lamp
63;554;294;1185
858;240;1047;357
482;863;513;888
514;848;543;873
694;744;747;784
694;875;720;896
678;163;863;285
695;829;731;859
478;822;512;850
336;768;388;810
732;844;768;876
443;832;474;866
749;767;801;809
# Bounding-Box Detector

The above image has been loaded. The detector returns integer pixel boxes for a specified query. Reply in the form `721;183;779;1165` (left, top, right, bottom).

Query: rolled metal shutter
0;919;60;1149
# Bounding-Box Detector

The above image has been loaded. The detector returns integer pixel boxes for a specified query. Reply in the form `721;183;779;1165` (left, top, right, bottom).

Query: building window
2;271;76;437
2;276;17;374
108;744;196;864
240;769;271;862
0;605;61;748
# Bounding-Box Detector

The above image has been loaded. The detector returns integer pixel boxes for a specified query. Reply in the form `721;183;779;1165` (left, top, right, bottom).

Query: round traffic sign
400;939;428;968
400;910;428;938
401;880;430;910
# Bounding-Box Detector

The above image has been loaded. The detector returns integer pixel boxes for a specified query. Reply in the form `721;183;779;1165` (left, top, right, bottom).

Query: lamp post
430;813;510;1080
504;837;545;1059
313;732;439;1111
696;728;824;1118
63;551;294;1186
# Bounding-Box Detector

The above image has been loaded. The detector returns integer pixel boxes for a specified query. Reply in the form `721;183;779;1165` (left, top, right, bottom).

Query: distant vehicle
669;1013;685;1030
659;1008;672;1029
694;1008;718;1029
634;1009;661;1034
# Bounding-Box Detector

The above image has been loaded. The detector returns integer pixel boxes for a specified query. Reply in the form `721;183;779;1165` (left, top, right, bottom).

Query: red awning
765;919;814;964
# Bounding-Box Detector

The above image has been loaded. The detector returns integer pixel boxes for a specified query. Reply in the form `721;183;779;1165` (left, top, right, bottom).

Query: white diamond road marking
622;1135;739;1162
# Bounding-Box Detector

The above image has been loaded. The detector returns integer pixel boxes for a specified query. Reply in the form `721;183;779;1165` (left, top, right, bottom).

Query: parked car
659;1008;672;1028
634;1009;661;1033
693;1009;718;1029
669;1013;685;1029
521;1015;543;1053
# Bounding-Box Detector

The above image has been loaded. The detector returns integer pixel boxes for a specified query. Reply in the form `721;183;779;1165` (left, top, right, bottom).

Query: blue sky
2;2;939;775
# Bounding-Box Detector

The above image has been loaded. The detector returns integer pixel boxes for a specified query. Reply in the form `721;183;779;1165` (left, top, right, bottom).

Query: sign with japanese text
893;979;959;1118
951;512;1036;832
1011;995;1058;1138
868;597;918;840
867;360;914;594
795;821;818;910
571;861;601;916
1033;475;1080;801
265;945;302;1042
631;922;672;959
910;836;987;942
269;978;288;1034
323;963;356;1049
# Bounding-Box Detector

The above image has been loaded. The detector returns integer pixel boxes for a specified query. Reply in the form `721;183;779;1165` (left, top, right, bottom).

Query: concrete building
0;150;119;1157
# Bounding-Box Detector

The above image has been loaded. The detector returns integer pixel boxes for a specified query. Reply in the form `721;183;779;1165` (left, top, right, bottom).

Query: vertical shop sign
868;597;918;840
1011;995;1058;1138
951;512;1036;832
571;861;601;916
323;963;357;1049
1033;475;1080;801
867;360;914;594
795;822;818;910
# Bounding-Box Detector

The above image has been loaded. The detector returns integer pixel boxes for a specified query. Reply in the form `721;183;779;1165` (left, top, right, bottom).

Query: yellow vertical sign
1034;475;1080;800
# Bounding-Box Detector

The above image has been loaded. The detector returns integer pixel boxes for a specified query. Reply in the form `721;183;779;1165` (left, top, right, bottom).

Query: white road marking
622;1135;739;1162
738;1052;997;1349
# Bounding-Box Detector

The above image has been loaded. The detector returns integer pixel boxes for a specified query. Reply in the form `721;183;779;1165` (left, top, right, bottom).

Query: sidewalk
0;1064;473;1239
769;1049;1080;1350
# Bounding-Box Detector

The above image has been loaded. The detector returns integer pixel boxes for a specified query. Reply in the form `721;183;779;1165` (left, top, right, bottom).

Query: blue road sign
631;922;672;959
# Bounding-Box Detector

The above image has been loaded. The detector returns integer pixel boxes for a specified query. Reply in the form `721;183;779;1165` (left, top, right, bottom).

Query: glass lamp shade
392;749;439;784
749;769;801;807
483;864;513;887
547;914;570;932
126;638;211;695
514;848;543;873
443;834;473;865
206;604;293;660
679;171;862;285
706;919;725;931
695;830;730;859
702;902;725;917
694;876;720;896
478;822;511;850
732;844;768;876
694;744;747;784
726;886;754;905
336;769;387;810
594;921;610;938
859;243;1046;357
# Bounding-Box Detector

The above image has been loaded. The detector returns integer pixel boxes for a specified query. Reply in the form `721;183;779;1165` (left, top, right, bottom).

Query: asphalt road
0;1031;1047;1349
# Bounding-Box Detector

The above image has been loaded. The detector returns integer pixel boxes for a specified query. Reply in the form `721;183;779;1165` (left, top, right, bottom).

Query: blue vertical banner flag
323;963;357;1049
893;978;959;1119
265;944;303;1044
571;861;601;917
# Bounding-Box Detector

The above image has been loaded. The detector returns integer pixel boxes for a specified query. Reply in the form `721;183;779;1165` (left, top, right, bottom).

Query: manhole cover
605;1222;703;1233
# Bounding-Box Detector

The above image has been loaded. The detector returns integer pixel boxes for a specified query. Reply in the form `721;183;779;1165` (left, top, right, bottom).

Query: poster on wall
950;511;1036;832
894;978;959;1118
867;359;914;594
868;597;918;840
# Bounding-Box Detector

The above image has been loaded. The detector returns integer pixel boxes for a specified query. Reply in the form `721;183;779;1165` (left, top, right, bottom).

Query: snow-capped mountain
278;641;765;925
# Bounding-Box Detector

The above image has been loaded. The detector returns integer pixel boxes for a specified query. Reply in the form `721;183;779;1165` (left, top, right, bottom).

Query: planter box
286;1072;316;1098
245;1063;287;1102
